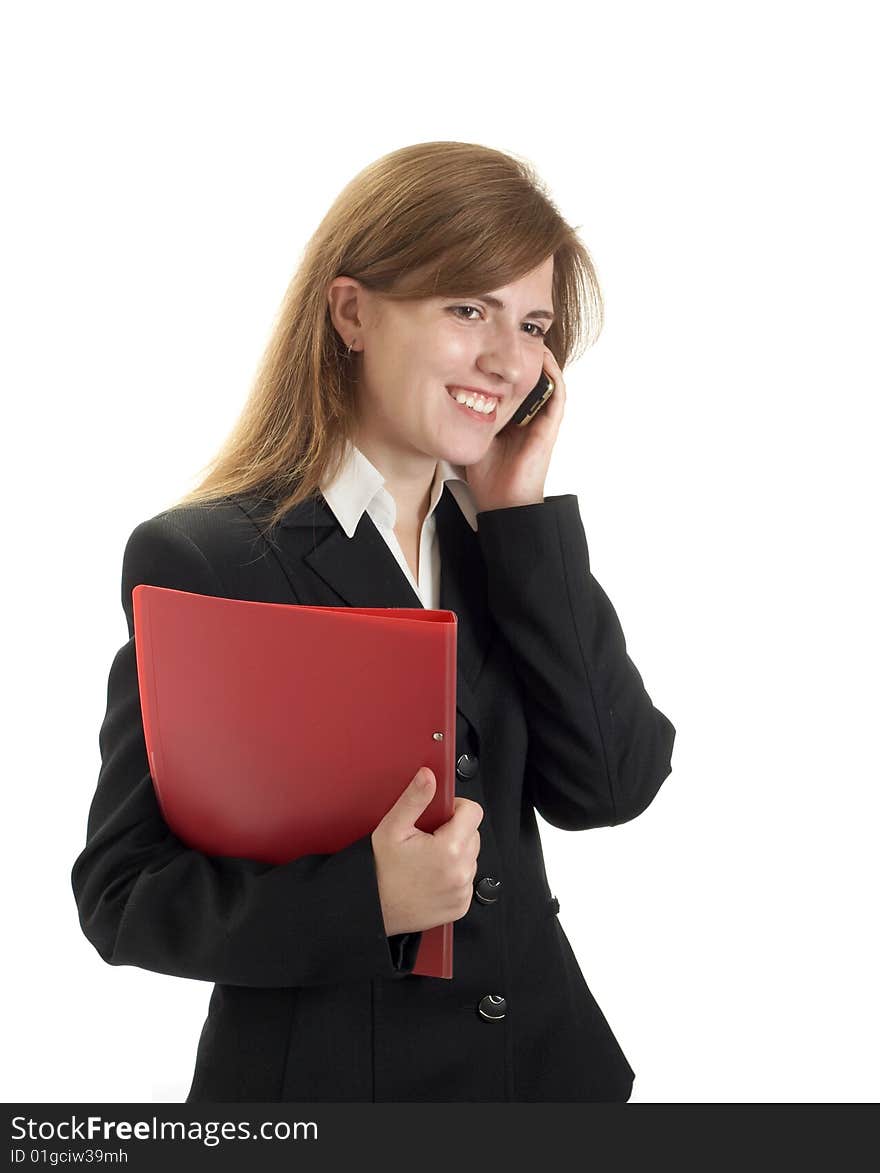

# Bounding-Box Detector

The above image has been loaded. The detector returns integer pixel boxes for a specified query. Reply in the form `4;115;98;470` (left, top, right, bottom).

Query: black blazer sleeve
476;494;676;830
70;515;422;987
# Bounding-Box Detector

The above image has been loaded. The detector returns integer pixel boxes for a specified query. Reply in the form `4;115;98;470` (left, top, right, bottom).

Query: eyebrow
473;294;556;322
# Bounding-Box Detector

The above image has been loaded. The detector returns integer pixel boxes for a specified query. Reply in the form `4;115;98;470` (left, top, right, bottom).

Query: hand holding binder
131;585;460;979
371;766;483;937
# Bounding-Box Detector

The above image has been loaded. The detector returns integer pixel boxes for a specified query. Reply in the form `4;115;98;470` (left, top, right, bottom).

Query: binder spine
133;590;171;825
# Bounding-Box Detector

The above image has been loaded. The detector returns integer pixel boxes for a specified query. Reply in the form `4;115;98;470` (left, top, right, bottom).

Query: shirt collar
319;442;478;537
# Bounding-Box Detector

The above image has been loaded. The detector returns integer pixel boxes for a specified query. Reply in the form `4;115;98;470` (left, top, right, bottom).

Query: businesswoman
71;140;676;1102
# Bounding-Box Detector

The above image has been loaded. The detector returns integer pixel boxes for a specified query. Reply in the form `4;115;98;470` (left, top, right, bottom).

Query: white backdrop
2;0;877;1104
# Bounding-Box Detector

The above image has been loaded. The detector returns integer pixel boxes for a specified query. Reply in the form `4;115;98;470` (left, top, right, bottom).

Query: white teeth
450;389;497;414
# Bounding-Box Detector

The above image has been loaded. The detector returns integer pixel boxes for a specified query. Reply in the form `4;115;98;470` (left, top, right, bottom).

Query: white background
2;0;877;1104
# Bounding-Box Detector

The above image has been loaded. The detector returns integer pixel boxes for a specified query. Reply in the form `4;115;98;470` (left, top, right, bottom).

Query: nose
476;322;524;388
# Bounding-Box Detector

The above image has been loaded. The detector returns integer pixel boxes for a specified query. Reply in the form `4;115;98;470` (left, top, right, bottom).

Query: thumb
382;767;436;835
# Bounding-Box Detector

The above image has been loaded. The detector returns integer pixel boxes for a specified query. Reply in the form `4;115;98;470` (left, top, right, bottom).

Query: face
328;254;555;469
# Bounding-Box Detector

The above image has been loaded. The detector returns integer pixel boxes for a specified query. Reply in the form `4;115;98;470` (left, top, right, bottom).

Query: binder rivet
432;732;444;741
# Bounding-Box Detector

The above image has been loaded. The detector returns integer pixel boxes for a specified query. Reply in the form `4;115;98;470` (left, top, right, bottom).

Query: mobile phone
505;370;555;428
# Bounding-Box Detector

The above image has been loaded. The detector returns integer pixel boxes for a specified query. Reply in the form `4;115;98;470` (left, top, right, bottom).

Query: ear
326;276;368;346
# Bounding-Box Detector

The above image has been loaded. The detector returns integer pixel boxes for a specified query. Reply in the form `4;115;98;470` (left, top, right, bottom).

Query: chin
432;432;494;468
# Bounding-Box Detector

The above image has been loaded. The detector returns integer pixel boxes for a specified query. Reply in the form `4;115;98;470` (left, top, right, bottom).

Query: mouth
446;385;501;422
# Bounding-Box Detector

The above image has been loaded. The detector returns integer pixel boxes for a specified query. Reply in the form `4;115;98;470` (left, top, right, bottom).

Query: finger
542;345;562;375
542;349;565;399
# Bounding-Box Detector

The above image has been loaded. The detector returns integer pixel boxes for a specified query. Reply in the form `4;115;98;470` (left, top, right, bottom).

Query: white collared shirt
319;443;478;609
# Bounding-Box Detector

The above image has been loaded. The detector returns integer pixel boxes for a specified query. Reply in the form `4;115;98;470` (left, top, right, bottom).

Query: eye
449;305;482;322
447;305;547;338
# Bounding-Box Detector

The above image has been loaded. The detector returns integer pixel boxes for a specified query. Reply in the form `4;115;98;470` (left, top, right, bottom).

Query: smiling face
328;254;555;469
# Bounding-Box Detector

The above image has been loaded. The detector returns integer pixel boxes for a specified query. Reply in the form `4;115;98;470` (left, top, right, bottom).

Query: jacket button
474;876;502;905
456;753;479;780
477;994;507;1022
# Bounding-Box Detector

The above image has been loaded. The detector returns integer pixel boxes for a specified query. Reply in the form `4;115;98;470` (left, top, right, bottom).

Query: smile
446;386;499;419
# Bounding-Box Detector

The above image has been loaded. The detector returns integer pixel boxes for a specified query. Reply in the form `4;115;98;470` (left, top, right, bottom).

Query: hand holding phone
465;349;564;510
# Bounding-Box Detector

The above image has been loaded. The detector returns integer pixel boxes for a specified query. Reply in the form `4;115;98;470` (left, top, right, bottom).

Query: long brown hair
171;141;604;531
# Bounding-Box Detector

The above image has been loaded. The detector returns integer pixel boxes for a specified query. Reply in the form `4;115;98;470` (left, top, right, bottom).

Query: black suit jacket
71;485;676;1102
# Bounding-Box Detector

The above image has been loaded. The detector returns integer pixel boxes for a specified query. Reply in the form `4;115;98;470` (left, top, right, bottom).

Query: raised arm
476;495;676;830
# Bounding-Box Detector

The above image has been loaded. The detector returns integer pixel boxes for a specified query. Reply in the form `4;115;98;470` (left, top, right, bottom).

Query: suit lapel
260;485;492;736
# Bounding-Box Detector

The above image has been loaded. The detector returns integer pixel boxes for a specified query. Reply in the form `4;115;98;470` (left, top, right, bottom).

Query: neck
352;429;438;534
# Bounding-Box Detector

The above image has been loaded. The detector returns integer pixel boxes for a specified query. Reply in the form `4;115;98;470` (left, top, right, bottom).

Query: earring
346;337;359;357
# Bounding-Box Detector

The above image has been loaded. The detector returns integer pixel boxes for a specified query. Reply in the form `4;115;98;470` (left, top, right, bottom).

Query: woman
71;140;676;1103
